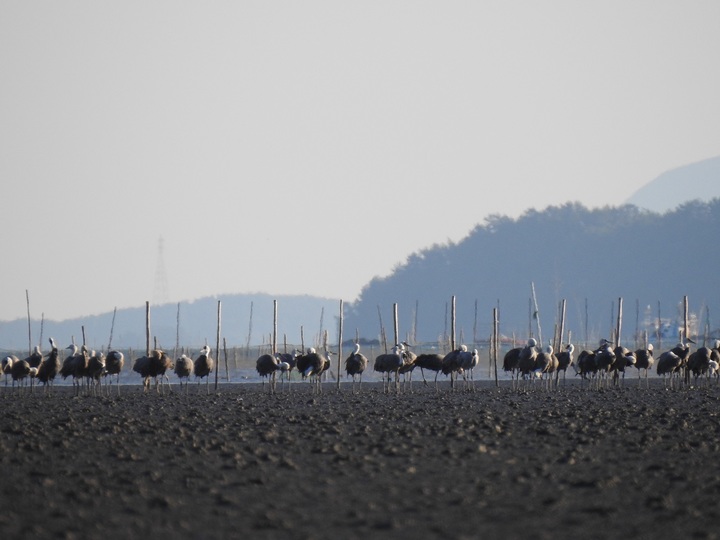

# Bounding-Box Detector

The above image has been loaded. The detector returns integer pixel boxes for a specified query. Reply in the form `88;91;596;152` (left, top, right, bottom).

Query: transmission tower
153;236;170;305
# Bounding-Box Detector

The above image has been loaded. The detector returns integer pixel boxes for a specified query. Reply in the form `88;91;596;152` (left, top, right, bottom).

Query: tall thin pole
615;297;623;347
272;300;278;355
411;300;418;345
493;307;499;386
174;303;180;359
683;295;689;343
245;301;254;356
558;299;566;351
584;298;589;347
657;301;662;351
473;299;478;347
530;282;543;347
26;289;32;357
223;337;229;381
450;296;456;351
377;305;387;354
705;306;711;347
337;299;343;391
528;298;533;340
38;313;44;349
635;299;640;350
393;303;399;346
214;300;221;391
108;306;118;350
145;301;151;356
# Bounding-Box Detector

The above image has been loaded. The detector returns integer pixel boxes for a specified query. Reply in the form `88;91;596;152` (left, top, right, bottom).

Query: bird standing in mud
256;352;280;394
37;338;61;393
345;343;369;392
133;349;173;394
105;350;125;396
193;345;214;394
174;354;194;394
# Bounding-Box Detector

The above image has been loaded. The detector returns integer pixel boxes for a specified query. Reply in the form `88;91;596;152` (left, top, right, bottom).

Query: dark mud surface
2;379;720;539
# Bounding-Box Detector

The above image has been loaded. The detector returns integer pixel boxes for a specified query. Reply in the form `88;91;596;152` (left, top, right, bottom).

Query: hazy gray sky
2;1;719;322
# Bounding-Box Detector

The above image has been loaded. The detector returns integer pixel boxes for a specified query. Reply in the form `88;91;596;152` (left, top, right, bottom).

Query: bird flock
250;341;481;395
3;336;720;397
0;338;215;397
502;336;720;390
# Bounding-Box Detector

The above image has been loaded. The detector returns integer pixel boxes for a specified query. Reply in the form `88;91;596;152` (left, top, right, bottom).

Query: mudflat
1;379;719;539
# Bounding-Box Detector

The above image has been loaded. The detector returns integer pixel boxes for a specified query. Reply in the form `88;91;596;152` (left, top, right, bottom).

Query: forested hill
344;200;720;346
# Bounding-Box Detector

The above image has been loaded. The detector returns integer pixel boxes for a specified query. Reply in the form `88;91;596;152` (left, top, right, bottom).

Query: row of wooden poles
140;296;500;391
23;286;695;392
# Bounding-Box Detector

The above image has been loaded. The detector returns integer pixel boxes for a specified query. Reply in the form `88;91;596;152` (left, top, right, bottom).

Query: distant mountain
0;293;339;352
626;155;720;212
344;201;720;347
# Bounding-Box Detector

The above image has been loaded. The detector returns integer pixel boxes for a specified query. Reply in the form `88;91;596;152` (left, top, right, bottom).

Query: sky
2;1;720;322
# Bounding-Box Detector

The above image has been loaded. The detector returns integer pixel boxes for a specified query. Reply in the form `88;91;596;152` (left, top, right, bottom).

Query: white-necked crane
554;343;575;387
458;345;480;391
374;344;404;393
105;350;125;396
517;338;539;388
61;344;89;396
193;345;214;394
2;355;17;386
345;343;368;392
37;338;61;393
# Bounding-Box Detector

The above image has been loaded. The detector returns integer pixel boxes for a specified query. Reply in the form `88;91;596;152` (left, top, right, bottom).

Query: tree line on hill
344;200;720;349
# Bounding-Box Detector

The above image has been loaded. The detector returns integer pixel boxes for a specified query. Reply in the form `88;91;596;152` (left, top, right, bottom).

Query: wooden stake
223;337;229;382
145;301;151;356
108;306;117;350
245;301;254;357
39;312;44;349
450;296;456;351
273;300;278;355
558;299;566;350
584;298;589;348
473;299;478;347
393;303;399;346
174;303;180;360
337;299;343;391
377;305;387;353
411;300;418;345
635;299;640;350
615;297;623;348
26;289;32;357
530;282;542;346
214;300;221;391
